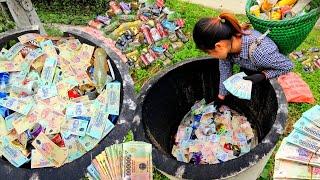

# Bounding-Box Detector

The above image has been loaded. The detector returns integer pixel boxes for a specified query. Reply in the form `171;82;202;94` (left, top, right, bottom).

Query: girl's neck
229;35;242;54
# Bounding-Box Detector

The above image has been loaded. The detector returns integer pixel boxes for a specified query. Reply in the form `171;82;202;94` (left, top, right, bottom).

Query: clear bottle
93;48;109;93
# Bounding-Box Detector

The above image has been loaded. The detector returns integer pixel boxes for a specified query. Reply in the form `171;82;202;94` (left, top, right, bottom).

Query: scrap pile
274;105;320;179
250;0;316;20
172;100;256;165
88;0;188;69
86;141;152;180
0;33;120;168
290;47;320;73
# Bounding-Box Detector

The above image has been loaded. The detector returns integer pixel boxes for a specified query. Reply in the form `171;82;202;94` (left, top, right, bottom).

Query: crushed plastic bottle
93;48;109;93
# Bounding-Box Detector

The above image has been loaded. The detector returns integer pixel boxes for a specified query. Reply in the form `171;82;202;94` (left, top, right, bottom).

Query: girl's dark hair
193;12;250;51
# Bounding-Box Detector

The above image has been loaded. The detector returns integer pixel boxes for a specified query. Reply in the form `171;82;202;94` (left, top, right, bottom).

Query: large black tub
133;57;288;179
0;26;136;179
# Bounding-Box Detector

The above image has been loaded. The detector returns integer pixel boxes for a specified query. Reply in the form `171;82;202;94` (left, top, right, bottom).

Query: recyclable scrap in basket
249;0;318;20
0;33;121;168
88;0;189;69
290;47;320;73
274;105;320;179
86;141;153;180
172;99;256;164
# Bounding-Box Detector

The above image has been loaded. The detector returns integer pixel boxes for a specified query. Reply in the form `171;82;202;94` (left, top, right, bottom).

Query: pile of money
172;99;256;165
86;141;153;180
223;72;253;100
274;105;320;179
0;33;121;168
88;0;188;69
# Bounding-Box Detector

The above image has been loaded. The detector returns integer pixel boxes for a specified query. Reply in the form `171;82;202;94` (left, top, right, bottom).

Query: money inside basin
0;27;135;179
133;57;288;179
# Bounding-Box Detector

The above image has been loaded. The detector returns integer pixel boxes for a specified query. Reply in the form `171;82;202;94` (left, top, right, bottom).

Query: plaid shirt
219;30;294;96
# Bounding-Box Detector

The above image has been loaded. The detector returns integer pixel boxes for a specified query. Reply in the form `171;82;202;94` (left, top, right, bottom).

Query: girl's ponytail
193;12;250;51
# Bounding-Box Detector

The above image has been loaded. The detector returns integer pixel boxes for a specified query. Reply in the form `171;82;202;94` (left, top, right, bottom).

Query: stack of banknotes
0;33;121;168
86;141;153;180
223;72;252;100
274;105;320;179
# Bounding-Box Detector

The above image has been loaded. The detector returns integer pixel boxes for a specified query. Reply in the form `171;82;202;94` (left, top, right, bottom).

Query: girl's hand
218;94;225;100
243;73;266;83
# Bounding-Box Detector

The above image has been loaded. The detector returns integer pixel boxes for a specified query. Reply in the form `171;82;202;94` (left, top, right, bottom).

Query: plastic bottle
93;48;109;92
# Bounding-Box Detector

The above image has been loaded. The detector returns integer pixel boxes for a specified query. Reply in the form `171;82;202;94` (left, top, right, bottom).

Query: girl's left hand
243;73;266;84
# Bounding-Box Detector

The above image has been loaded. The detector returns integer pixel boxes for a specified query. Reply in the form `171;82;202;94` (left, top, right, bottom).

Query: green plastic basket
246;0;320;55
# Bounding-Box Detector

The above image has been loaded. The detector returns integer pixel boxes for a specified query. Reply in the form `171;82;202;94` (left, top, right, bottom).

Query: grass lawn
37;0;320;179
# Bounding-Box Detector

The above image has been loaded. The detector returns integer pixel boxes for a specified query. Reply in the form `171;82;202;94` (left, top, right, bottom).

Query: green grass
42;1;320;179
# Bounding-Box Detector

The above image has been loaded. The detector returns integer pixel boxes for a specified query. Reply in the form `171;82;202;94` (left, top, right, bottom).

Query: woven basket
246;0;320;55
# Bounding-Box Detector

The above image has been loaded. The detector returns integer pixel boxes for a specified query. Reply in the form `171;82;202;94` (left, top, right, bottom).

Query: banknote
11;105;42;134
5;42;25;60
40;40;57;57
79;119;114;151
36;106;65;135
92;159;109;180
0;48;8;61
273;159;320;179
96;153;112;179
37;84;58;100
69;66;93;85
65;39;82;51
5;112;24;132
294;116;320;141
106;82;121;115
55;78;79;99
41;56;58;86
0;116;7;136
276;138;320;167
103;119;115;137
0;96;34;115
61;134;86;163
87;163;102;180
37;96;67;114
19;48;44;78
18;33;41;44
78;135;100;152
31;149;55;169
86;110;107;139
122;141;153;180
87;141;153;180
61;118;89;137
0;61;21;73
0;136;29;167
71;43;95;66
223;72;252;100
286;129;320;155
65;102;88;118
302;105;320;127
32;132;68;167
13;53;24;64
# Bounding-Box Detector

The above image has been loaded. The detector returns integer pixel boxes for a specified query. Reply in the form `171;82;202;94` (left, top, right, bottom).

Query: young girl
193;12;293;100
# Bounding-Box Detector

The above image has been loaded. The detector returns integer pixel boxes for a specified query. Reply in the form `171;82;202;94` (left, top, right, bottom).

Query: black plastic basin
133;57;288;179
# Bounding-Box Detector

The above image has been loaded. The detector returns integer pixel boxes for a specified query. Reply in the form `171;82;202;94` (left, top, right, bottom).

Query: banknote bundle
223;72;253;100
274;105;320;179
0;33;121;168
86;141;153;180
171;99;256;165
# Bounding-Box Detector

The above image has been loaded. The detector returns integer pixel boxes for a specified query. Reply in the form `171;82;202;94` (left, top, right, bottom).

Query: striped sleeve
219;59;233;96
